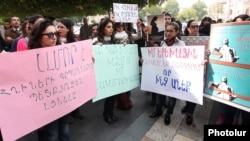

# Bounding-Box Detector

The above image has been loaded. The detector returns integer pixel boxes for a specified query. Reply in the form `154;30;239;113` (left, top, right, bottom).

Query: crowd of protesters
0;12;250;141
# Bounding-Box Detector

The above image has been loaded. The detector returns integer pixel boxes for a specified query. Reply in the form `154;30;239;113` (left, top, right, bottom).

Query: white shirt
160;38;186;47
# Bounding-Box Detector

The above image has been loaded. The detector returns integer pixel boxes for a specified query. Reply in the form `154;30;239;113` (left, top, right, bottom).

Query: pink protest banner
0;40;97;141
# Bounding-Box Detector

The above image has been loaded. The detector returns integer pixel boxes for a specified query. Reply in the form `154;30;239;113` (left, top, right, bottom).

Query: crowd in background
0;12;250;141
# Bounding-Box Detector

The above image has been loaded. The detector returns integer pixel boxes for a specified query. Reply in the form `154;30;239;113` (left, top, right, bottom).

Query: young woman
179;20;202;125
28;19;70;141
157;22;189;126
114;21;142;44
199;16;212;34
150;16;159;35
90;23;99;39
17;14;45;51
57;18;84;124
57;18;78;44
93;17;118;124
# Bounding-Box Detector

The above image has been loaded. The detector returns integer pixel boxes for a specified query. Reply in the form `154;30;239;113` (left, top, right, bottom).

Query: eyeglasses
190;25;199;29
41;32;58;39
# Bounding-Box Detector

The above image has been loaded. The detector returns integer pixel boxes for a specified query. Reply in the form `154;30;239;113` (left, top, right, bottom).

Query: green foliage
208;2;223;20
191;0;207;21
138;9;147;21
138;5;163;22
145;5;163;15
162;0;179;18
177;0;207;22
0;0;164;20
177;8;197;22
91;19;96;24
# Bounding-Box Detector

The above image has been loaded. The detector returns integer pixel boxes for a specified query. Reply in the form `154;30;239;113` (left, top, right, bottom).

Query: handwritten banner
93;44;140;102
113;3;138;23
141;46;205;105
204;22;250;112
0;40;98;141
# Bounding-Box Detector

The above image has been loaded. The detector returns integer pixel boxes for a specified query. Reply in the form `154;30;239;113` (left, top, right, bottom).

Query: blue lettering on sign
155;75;168;86
155;69;172;87
171;79;191;92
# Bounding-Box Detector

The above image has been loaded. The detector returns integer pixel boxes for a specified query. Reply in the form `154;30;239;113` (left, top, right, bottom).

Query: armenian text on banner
92;44;140;102
113;3;138;23
204;22;250;112
0;40;97;141
140;46;205;105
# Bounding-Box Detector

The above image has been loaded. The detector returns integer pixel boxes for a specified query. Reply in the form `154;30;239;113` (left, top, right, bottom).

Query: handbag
115;93;133;111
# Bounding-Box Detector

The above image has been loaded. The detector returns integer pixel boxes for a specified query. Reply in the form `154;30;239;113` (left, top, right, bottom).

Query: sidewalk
141;97;213;141
17;87;214;141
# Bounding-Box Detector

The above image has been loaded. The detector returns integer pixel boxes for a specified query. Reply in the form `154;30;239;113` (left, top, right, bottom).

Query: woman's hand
92;56;95;64
96;42;103;46
136;19;142;30
139;57;143;64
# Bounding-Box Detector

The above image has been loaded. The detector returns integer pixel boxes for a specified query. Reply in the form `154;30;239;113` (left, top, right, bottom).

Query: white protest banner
140;46;205;105
113;3;138;23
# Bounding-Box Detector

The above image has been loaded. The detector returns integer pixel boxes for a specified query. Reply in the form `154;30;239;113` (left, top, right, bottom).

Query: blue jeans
44;115;70;141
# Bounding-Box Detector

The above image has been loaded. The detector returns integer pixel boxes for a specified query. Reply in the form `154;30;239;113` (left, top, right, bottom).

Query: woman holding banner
92;17;118;124
179;19;206;125
57;18;85;124
28;19;70;141
148;22;188;125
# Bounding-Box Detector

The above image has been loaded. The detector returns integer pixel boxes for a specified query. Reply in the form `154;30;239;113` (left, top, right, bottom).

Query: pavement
17;87;217;141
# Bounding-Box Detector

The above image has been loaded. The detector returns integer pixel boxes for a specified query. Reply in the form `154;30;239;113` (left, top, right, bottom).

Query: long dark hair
28;19;61;49
184;19;195;36
233;14;250;22
59;18;76;43
97;17;114;43
150;16;158;25
20;20;29;37
27;14;44;25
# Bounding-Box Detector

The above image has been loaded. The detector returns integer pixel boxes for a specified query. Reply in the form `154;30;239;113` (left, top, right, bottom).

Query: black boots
149;112;162;118
103;113;118;124
181;106;187;114
181;106;193;125
164;114;170;125
186;114;193;125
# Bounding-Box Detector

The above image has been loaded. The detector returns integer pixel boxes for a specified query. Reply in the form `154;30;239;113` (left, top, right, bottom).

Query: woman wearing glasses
157;22;187;126
184;20;206;36
178;19;207;126
28;19;70;141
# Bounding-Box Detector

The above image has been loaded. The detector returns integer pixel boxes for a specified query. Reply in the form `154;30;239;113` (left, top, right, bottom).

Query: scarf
104;36;111;42
165;37;176;46
114;31;128;43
